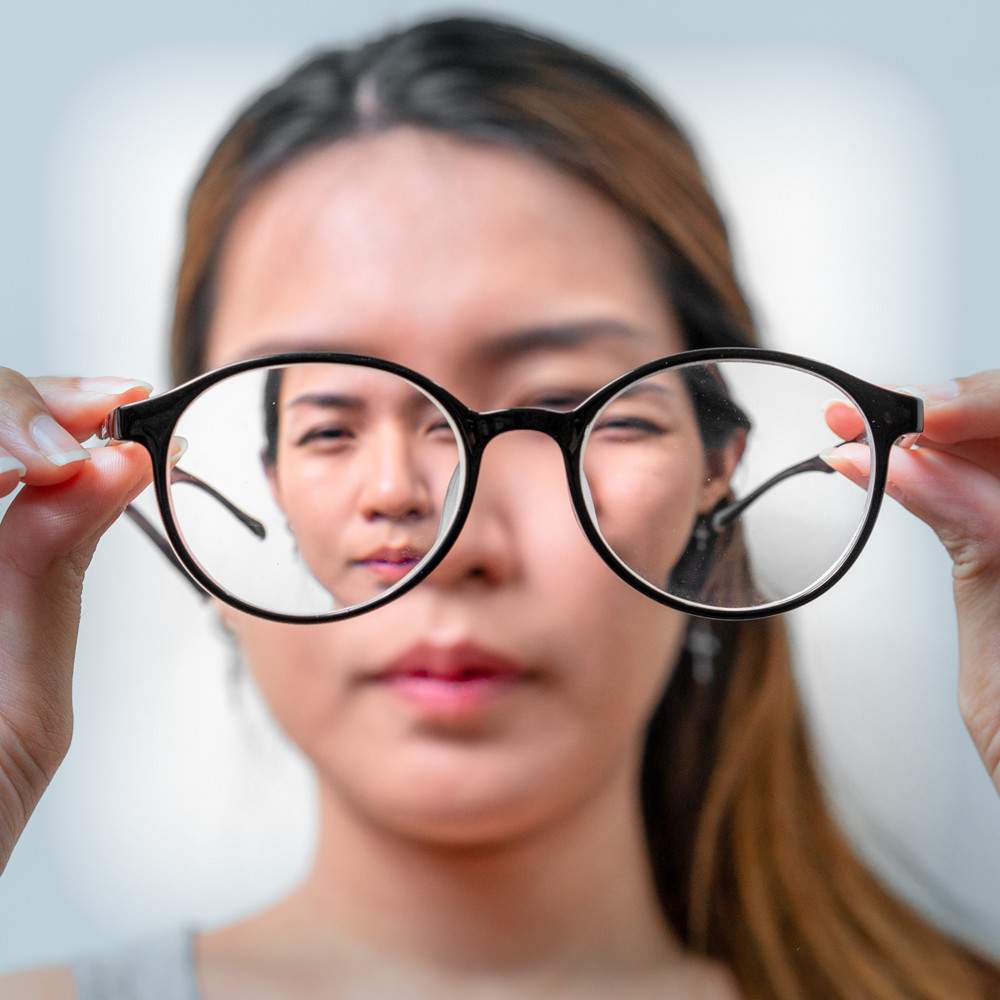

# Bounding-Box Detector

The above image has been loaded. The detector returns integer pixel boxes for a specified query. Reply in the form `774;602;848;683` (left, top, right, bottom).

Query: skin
0;124;998;999
194;126;741;998
267;363;461;610
579;369;742;589
258;361;727;610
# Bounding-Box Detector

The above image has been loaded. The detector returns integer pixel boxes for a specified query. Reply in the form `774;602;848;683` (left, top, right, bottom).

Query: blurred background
2;0;998;971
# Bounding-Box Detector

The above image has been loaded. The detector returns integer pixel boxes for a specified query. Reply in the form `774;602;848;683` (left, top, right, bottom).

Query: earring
693;514;713;553
687;618;721;685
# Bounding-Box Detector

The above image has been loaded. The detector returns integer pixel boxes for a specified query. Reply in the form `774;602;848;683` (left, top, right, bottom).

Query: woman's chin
366;795;564;848
328;750;587;847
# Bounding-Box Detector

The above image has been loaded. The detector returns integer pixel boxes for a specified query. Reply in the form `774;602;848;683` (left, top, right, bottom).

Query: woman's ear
698;428;747;513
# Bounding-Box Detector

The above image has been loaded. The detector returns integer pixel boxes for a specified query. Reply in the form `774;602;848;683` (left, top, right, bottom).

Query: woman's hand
823;371;1000;796
0;369;155;875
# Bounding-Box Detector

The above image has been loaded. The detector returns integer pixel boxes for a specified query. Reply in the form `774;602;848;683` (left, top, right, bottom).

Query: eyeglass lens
581;362;873;610
164;360;874;618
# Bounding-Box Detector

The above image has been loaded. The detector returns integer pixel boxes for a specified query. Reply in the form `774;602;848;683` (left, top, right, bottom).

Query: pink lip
364;641;535;719
354;545;428;584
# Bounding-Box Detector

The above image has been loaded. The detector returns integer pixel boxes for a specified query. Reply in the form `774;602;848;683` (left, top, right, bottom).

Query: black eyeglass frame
99;347;923;623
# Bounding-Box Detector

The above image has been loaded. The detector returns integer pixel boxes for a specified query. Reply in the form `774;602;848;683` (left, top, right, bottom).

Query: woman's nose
421;431;562;591
357;425;435;523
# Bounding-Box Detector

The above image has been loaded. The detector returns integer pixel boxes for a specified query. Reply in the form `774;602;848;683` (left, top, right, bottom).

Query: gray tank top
70;925;201;1000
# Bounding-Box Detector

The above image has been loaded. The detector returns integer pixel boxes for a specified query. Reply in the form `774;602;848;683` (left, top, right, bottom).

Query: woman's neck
199;742;689;994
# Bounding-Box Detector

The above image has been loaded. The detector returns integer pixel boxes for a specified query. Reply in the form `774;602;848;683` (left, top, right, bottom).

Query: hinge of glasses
97;410;119;442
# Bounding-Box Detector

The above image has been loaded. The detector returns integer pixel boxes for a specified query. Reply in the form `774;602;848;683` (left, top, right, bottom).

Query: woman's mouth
380;671;523;716
354;545;427;583
365;641;535;720
357;557;422;583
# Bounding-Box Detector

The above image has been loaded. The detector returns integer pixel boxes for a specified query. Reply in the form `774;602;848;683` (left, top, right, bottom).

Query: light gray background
1;0;998;972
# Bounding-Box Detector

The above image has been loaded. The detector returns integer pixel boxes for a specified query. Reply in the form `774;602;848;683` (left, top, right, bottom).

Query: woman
1;14;998;998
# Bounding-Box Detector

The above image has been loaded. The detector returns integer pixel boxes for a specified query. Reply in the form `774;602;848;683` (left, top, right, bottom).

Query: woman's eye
295;426;352;446
593;417;666;435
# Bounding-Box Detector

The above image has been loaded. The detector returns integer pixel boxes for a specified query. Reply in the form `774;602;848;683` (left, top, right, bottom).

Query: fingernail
0;450;27;477
77;377;154;396
168;436;188;464
29;414;91;467
897;381;960;404
922;379;961;402
819;442;871;476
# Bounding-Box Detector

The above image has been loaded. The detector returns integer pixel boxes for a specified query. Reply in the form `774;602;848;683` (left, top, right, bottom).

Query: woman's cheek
586;448;703;587
516;481;685;722
231;616;346;749
281;461;364;603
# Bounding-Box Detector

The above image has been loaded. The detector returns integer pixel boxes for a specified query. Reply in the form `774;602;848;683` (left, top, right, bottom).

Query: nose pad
434;464;463;543
580;467;597;525
569;459;600;543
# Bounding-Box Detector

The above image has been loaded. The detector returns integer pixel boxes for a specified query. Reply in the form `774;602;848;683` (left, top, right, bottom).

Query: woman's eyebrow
613;380;676;402
285;392;364;411
229;319;645;366
284;390;436;413
477;319;643;363
229;338;376;362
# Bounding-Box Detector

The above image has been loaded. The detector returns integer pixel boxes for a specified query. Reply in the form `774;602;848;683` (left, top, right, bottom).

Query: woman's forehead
204;126;682;375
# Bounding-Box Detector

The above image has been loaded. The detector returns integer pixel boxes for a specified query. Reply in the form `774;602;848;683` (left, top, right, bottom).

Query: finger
891;371;1000;446
823;399;865;441
0;371;152;489
820;442;1000;580
0;443;154;752
906;435;1000;479
824;393;924;445
823;386;1000;477
30;376;154;439
823;391;1000;478
0;441;154;585
0;449;28;499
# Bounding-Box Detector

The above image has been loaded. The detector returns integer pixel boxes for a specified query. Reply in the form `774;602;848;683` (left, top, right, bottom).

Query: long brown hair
167;15;1000;997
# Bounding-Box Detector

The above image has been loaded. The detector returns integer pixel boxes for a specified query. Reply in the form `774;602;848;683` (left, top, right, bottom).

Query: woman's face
206;126;734;843
266;362;462;609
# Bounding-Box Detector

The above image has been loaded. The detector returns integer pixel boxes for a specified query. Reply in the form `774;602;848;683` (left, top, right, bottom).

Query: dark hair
168;14;1000;997
171;17;752;385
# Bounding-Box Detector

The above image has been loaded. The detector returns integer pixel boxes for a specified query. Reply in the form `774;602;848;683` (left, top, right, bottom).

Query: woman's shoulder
0;929;744;1000
655;955;744;999
0;924;200;1000
193;919;747;1000
0;963;77;999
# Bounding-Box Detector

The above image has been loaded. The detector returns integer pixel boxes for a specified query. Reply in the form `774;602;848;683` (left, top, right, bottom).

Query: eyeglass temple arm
121;464;267;597
122;503;208;599
711;432;865;532
168;466;267;539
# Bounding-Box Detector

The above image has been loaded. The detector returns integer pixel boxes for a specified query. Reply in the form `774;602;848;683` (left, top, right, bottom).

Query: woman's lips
354;545;427;583
364;641;535;719
381;673;523;716
357;558;421;584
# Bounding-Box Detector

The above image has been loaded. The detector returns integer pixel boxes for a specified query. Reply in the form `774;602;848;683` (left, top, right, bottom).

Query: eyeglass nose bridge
467;405;586;455
463;405;596;543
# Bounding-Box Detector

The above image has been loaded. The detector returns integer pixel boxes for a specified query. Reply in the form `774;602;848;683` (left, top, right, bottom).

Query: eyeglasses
99;347;922;623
